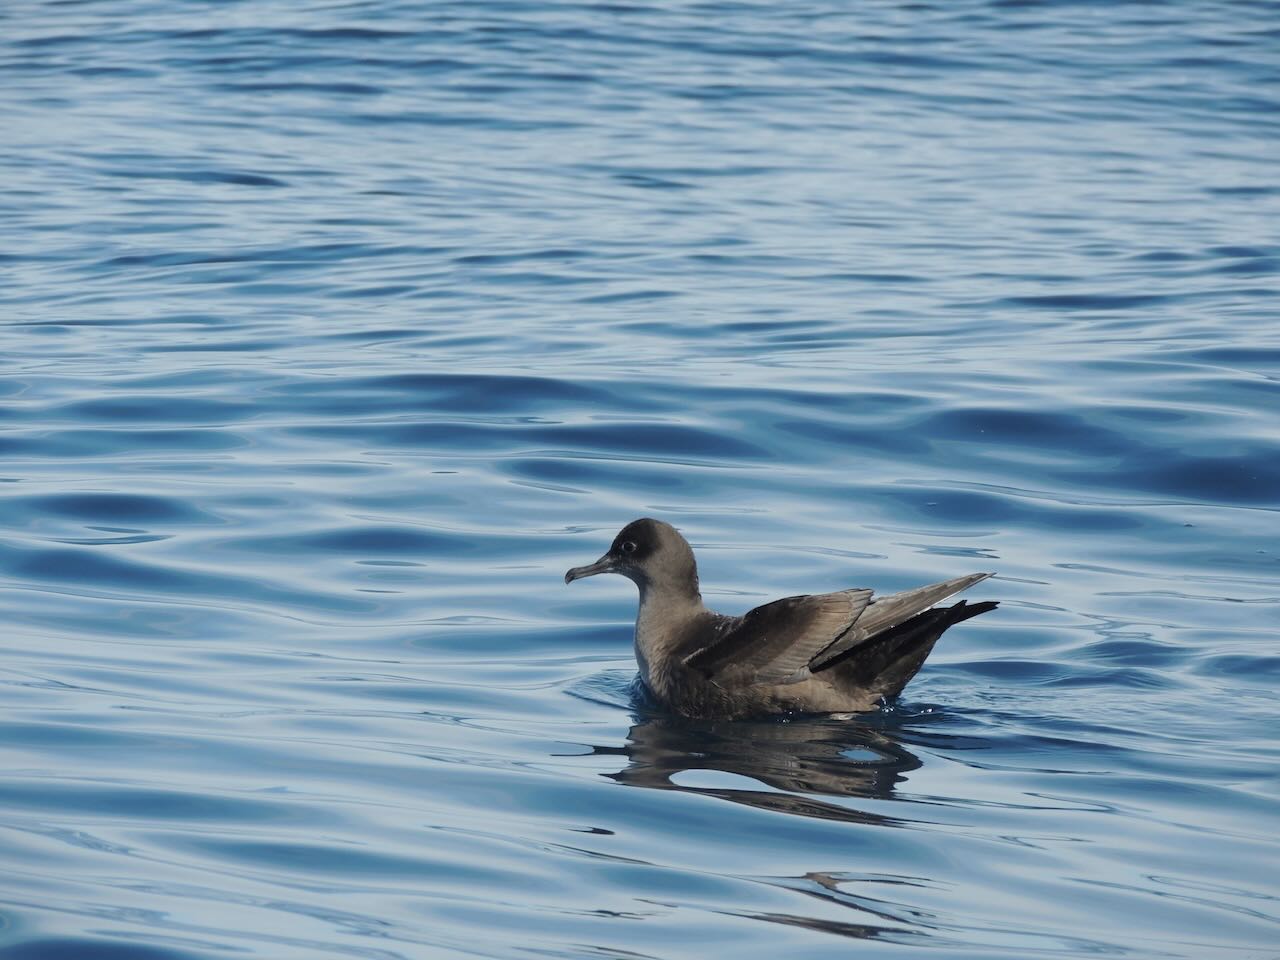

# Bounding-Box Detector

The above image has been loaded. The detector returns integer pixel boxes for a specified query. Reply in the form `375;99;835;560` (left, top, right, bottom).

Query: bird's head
564;518;700;600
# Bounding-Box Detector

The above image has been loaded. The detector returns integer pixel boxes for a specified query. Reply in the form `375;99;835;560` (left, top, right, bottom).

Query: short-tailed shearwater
565;518;997;718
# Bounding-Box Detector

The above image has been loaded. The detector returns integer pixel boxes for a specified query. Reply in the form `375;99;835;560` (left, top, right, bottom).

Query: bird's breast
632;601;707;707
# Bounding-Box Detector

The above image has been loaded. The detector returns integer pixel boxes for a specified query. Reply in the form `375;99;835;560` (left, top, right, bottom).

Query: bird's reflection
592;709;923;825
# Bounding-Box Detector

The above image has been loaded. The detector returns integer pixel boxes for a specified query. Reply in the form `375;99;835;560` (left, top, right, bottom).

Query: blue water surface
2;1;1278;958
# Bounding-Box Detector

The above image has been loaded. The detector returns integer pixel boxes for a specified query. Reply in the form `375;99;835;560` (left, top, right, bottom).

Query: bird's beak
564;555;615;584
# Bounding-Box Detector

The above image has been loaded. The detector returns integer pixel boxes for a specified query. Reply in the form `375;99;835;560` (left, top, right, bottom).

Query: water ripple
2;0;1278;958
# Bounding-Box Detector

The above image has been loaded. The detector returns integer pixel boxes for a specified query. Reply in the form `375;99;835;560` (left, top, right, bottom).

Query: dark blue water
2;2;1278;957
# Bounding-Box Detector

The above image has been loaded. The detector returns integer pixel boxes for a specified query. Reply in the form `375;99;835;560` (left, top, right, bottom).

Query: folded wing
683;573;994;686
808;572;993;671
683;589;872;685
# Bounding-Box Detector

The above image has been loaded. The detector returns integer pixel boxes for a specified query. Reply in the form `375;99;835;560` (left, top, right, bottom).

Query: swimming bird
565;518;997;718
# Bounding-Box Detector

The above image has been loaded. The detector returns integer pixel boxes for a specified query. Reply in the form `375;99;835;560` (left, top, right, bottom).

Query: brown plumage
565;518;998;719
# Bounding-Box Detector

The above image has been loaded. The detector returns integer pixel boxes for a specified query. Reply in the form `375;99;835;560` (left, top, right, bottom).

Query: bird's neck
634;579;705;695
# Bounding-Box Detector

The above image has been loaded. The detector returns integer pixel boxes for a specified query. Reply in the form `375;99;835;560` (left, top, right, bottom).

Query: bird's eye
620;541;637;554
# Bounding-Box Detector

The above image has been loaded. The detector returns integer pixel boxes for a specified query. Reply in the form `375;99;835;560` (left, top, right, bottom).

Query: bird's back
638;579;998;718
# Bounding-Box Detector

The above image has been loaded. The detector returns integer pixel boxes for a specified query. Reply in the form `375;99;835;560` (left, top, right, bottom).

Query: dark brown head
564;518;700;600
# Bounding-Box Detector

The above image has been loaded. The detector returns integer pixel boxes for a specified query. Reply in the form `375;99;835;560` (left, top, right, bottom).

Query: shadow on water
594;708;922;826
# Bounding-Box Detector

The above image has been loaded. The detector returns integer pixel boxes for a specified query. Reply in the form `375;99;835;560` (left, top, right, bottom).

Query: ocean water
2;1;1278;957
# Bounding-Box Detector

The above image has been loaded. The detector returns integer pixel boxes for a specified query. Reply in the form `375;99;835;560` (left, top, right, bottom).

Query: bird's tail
816;599;999;700
947;599;999;625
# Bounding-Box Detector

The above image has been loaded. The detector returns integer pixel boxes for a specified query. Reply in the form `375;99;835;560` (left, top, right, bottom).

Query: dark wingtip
950;599;999;623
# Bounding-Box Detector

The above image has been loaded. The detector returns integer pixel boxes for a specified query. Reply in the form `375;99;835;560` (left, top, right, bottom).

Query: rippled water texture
2;2;1279;958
